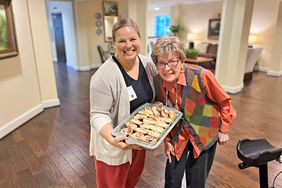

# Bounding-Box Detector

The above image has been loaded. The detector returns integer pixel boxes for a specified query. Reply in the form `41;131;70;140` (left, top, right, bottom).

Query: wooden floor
1;63;281;188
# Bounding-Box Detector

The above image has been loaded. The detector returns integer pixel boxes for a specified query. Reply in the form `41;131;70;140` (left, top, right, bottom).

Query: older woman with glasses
151;36;236;188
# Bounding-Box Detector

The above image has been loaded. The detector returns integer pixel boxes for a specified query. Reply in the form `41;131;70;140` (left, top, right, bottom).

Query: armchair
244;47;263;81
198;43;218;69
97;45;111;64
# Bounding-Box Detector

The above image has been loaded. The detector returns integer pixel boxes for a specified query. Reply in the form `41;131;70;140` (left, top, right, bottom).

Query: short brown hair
151;36;186;64
112;18;141;42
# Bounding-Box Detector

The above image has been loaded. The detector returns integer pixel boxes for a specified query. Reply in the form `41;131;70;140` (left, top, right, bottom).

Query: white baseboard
67;64;77;70
257;66;270;72
90;64;101;69
77;66;91;71
223;83;244;94
42;98;60;108
0;98;61;139
0;105;44;139
67;64;100;71
267;70;282;76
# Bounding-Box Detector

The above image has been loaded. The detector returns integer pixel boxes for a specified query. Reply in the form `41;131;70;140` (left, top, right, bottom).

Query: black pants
164;141;217;188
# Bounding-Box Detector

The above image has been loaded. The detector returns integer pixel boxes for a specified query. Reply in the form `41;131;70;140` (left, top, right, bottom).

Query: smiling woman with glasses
152;37;186;83
151;36;236;188
90;18;158;188
157;59;179;69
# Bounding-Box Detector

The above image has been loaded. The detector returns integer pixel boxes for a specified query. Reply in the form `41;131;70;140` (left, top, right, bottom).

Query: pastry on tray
120;104;177;143
112;103;182;149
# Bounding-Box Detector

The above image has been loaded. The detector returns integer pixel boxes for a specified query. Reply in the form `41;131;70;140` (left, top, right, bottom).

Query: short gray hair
151;36;186;64
112;18;141;42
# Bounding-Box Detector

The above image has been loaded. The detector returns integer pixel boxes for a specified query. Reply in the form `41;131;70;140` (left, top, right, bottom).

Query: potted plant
184;48;200;59
169;25;184;36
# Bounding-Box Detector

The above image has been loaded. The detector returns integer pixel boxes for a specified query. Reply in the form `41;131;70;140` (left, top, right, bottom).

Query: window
155;15;170;37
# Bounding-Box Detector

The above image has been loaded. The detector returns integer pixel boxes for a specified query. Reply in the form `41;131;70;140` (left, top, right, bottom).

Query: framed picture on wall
0;0;18;59
208;18;220;40
102;1;118;16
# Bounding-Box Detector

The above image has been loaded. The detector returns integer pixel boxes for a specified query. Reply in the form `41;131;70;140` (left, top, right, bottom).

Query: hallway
0;63;281;188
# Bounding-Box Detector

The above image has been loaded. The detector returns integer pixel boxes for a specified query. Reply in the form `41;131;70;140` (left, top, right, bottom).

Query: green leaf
169;25;184;35
184;48;200;56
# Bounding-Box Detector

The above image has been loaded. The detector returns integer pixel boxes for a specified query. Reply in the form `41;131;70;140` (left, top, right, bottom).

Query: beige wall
126;0;148;55
28;0;58;103
179;1;223;44
0;0;58;138
76;0;104;68
75;0;118;69
251;0;279;68
184;0;280;69
75;0;149;66
268;1;282;74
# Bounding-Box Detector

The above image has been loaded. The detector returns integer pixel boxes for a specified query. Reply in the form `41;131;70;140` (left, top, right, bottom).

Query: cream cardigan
89;55;158;165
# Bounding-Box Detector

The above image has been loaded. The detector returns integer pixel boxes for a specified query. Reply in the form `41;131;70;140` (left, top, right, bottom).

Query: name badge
127;85;137;102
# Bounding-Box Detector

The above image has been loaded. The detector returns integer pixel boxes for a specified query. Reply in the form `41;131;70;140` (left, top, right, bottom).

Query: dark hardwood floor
0;63;281;188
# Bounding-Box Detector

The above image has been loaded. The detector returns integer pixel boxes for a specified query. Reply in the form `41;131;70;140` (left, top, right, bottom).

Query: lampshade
187;33;197;41
248;35;257;44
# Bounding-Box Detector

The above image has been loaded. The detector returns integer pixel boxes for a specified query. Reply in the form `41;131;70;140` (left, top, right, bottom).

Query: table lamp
248;34;257;48
187;33;197;49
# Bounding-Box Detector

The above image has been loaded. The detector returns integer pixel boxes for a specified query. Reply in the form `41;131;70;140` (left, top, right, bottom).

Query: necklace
165;83;180;110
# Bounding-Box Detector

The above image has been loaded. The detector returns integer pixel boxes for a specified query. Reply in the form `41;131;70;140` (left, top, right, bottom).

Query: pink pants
94;150;146;188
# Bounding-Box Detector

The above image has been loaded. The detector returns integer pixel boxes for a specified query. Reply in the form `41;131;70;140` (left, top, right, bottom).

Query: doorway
52;13;66;63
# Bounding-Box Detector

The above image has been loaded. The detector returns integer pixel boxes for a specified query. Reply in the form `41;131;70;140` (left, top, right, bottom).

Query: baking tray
112;103;183;150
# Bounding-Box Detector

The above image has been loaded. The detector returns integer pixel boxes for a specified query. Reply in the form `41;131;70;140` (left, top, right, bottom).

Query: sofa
195;43;263;80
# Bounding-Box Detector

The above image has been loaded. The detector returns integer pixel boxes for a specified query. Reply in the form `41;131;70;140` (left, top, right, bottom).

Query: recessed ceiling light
154;7;160;10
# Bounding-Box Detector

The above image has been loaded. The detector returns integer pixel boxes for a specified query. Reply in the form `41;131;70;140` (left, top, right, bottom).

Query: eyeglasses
157;59;179;69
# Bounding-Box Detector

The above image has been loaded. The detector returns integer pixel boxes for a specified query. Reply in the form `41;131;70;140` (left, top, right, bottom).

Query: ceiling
147;0;221;10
